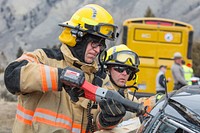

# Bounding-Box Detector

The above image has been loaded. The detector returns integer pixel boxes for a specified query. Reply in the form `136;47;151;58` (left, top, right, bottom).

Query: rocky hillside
1;0;200;68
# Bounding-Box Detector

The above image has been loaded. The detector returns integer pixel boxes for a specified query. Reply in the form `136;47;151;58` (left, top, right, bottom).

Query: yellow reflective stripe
40;65;58;92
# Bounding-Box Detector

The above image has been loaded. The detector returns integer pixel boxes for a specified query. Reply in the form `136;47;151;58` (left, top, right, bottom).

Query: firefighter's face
84;41;101;63
110;66;131;87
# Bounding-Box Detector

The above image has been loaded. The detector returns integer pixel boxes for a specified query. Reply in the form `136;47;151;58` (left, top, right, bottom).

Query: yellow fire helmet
58;4;118;47
104;44;140;74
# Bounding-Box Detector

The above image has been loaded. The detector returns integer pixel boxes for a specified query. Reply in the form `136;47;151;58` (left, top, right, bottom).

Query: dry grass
0;88;17;102
0;73;17;132
0;101;17;133
0;73;17;102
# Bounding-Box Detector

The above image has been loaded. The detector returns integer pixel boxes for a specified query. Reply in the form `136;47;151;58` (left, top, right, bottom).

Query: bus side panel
123;19;193;96
127;25;158;58
126;24;159;94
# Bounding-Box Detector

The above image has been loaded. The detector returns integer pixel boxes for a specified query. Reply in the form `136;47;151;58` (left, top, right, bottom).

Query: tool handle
81;81;144;113
105;90;144;113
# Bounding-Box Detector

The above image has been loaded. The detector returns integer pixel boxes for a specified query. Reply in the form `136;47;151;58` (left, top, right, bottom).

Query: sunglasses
113;66;132;75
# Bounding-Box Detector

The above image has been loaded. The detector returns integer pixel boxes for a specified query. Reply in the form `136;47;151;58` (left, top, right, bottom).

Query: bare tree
144;6;155;17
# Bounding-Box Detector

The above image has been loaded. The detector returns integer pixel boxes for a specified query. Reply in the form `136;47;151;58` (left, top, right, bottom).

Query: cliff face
1;0;200;68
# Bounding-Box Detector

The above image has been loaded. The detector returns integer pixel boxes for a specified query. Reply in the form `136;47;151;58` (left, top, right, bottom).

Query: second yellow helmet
105;44;140;72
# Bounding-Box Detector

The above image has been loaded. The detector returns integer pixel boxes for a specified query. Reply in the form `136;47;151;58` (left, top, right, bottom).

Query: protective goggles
85;23;118;41
86;35;106;51
91;41;106;51
107;50;140;67
113;66;132;75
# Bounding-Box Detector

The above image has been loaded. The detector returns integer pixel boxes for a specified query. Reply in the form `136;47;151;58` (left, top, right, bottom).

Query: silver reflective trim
72;128;81;133
17;109;33;120
34;112;72;127
44;65;52;91
55;117;71;126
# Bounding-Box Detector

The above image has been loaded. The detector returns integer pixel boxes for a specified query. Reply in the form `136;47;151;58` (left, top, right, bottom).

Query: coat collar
61;44;98;74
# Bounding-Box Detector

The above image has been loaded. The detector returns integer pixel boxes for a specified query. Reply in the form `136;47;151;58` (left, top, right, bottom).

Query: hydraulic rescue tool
60;66;146;115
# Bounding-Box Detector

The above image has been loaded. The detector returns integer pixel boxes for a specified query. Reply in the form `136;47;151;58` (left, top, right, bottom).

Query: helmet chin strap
98;50;107;74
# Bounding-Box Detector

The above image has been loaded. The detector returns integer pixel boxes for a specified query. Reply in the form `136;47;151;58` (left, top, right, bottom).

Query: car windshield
156;121;178;133
168;98;200;126
151;86;200;122
140;86;200;132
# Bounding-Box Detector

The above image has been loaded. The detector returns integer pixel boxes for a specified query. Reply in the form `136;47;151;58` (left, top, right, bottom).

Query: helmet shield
59;22;118;41
106;50;140;69
85;23;118;40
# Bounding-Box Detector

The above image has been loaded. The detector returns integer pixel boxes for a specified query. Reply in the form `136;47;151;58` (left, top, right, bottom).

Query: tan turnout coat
4;44;112;133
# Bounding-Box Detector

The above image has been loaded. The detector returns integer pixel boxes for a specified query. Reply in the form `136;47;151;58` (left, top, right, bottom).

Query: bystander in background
156;65;171;94
182;60;194;85
171;52;187;90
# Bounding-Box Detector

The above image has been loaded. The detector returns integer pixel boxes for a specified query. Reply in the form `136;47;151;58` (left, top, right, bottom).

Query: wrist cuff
57;68;63;91
97;112;120;130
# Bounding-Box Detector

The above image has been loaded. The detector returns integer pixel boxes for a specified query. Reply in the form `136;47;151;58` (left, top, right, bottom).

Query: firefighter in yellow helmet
4;4;123;133
58;4;118;63
100;44;141;120
102;44;157;117
103;44;140;94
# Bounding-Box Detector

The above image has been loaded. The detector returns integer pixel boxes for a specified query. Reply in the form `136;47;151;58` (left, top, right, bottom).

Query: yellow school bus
122;18;193;97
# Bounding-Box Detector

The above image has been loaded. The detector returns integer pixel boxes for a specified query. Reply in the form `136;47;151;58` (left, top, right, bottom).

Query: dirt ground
0;101;17;133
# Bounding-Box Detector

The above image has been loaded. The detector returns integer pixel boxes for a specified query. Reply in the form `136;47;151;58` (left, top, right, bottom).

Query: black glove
136;105;147;117
64;86;85;102
98;98;126;127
